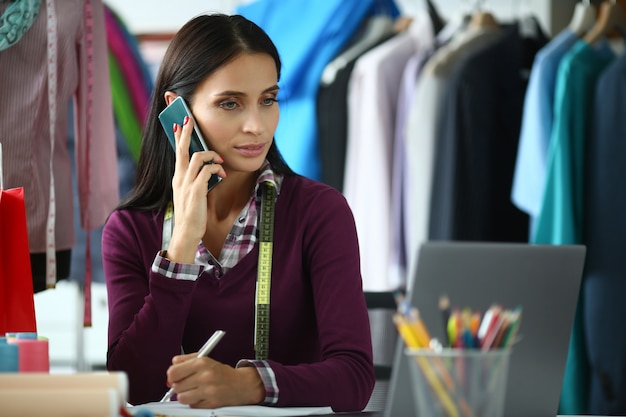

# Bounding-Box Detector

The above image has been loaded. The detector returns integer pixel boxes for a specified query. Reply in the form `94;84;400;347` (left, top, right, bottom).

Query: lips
235;143;265;157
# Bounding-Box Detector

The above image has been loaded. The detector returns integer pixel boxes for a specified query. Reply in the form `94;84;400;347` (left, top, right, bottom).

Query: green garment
0;0;41;50
108;51;142;162
533;39;614;415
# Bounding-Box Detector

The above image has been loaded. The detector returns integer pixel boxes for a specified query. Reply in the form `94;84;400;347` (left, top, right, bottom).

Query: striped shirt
152;160;283;404
0;0;119;253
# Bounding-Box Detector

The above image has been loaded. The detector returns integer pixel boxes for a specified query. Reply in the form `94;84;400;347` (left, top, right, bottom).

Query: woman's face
189;52;280;175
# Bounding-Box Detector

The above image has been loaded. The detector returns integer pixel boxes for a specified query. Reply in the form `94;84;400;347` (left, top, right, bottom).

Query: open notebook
385;241;586;417
129;402;332;417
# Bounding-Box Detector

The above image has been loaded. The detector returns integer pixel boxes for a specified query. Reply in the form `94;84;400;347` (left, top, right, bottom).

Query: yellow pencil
408;308;432;348
393;314;460;417
397;312;476;417
408;309;456;390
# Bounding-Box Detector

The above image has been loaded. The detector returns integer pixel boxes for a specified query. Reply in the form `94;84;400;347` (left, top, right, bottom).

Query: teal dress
533;39;614;414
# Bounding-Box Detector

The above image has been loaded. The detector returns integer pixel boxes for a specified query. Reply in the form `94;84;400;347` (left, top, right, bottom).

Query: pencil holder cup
405;348;511;417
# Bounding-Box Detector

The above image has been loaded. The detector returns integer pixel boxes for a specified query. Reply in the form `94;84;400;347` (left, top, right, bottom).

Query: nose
242;107;265;136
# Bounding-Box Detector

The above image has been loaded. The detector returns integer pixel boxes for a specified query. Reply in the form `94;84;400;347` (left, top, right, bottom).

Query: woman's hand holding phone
166;116;227;264
158;96;223;191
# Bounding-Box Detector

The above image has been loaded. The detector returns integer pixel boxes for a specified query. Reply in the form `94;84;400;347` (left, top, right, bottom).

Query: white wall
415;0;580;36
104;0;579;36
104;0;243;34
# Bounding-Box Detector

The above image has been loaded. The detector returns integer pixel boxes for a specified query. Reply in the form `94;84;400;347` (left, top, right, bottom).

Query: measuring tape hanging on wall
162;181;277;360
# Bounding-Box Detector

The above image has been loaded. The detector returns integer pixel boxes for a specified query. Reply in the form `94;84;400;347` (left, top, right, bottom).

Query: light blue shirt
511;29;577;233
236;0;399;180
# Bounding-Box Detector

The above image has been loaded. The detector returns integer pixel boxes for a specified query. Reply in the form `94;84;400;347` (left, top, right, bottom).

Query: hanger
469;0;499;29
425;0;446;35
470;11;499;29
569;0;597;36
320;15;395;86
584;0;626;45
514;0;543;39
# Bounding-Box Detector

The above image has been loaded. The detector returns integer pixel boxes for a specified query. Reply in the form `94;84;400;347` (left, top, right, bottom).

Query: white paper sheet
129;401;333;417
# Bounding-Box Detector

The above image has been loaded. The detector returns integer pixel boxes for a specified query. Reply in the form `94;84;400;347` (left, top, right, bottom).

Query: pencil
501;307;523;348
394;313;460;417
393;289;409;315
439;295;451;347
160;330;226;402
408;308;432;348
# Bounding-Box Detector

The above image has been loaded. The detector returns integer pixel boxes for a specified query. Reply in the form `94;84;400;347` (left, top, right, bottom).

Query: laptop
384;241;586;417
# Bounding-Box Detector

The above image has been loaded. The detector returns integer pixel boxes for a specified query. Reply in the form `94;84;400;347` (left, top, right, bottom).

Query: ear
164;91;179;106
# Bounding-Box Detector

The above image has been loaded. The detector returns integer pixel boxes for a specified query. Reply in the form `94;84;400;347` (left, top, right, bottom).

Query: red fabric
0;188;37;335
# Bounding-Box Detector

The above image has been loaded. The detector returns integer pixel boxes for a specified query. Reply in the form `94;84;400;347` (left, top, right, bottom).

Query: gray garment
428;21;547;242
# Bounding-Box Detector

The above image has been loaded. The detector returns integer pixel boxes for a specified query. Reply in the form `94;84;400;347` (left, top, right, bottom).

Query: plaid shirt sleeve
236;359;279;404
151;250;205;281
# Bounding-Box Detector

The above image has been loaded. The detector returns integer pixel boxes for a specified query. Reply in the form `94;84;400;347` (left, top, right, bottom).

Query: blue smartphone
158;96;222;191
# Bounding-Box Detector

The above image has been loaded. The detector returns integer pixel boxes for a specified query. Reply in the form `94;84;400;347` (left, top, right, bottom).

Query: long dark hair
117;14;294;212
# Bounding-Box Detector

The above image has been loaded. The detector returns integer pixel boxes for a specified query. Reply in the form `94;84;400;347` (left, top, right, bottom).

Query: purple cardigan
102;175;375;411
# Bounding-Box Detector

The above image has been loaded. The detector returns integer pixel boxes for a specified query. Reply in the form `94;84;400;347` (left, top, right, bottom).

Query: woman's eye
262;97;278;106
220;100;238;110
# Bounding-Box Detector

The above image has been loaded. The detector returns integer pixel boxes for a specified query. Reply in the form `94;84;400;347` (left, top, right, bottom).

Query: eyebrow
214;85;280;97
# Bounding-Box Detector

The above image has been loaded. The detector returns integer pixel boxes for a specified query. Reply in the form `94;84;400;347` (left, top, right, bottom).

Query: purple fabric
237;359;279;404
106;6;154;94
102;175;375;411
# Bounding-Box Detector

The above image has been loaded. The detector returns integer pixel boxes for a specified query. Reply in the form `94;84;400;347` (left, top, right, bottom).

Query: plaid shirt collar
197;160;283;276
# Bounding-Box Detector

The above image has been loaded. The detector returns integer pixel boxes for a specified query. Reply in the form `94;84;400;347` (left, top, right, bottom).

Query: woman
102;14;374;411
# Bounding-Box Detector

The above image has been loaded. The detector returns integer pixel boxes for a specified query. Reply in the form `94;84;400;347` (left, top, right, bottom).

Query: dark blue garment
429;22;547;242
584;52;626;415
236;0;398;180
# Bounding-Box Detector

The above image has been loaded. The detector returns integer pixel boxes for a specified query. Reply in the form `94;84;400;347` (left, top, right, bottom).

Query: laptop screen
385;242;586;417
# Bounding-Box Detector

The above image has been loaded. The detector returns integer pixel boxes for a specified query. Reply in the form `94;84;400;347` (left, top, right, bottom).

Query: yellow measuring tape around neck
255;182;276;360
161;182;277;360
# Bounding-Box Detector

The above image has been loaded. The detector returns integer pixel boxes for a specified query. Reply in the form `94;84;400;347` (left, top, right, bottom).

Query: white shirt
343;12;433;291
